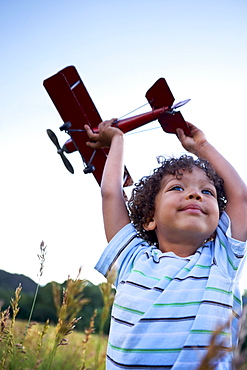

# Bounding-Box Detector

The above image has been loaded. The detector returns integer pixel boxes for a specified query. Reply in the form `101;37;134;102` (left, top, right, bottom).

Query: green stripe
130;269;161;281
205;288;241;305
233;295;241;305
190;329;229;336
195;264;211;269
113;302;144;315
220;240;238;271
206;287;242;304
153;301;201;307
184;264;211;272
109;342;182;353
164;276;173;281
206;287;232;295
184;267;191;272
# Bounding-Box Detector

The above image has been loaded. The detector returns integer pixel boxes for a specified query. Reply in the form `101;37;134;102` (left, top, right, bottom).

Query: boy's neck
157;235;207;257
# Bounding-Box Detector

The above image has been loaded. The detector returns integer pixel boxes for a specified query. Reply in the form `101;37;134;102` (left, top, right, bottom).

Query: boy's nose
186;190;202;201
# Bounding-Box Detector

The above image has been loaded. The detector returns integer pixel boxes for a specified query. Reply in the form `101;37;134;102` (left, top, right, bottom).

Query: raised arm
177;123;247;242
85;119;130;242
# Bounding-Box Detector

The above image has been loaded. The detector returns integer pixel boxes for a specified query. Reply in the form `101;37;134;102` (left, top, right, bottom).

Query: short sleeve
215;212;247;280
95;223;148;286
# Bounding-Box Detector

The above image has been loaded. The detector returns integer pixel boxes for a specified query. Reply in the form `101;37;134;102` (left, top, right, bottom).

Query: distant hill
0;269;37;295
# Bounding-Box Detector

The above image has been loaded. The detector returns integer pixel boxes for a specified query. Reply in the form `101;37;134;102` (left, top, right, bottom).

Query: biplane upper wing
44;66;114;185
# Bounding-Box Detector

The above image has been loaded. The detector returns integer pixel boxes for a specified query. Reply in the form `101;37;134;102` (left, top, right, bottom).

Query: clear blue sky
1;0;247;290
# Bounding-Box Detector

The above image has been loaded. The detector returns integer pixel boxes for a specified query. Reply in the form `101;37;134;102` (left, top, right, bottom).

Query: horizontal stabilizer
159;111;191;136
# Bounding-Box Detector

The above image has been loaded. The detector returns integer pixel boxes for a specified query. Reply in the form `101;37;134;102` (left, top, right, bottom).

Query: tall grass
0;242;108;369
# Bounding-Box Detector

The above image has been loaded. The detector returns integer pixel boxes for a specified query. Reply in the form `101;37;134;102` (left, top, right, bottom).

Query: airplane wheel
83;165;95;174
60;121;72;131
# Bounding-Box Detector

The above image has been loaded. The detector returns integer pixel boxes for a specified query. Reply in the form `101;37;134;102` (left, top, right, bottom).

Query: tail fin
145;78;174;109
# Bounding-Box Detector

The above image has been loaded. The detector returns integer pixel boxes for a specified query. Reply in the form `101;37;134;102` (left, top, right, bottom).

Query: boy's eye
202;189;215;196
170;186;184;191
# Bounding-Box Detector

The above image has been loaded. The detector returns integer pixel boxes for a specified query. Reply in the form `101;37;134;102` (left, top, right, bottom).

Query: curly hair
127;154;226;245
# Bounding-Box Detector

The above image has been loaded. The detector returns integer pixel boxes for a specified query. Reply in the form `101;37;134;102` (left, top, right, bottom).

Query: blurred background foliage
0;269;113;334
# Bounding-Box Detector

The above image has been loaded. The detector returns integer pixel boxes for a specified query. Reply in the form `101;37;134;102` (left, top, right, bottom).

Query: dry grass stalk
0;306;10;337
46;269;89;369
21;241;47;350
197;319;232;370
81;309;97;370
94;267;116;369
34;318;50;368
10;284;22;329
52;281;62;317
0;306;11;369
233;306;247;369
99;271;115;331
0;284;22;369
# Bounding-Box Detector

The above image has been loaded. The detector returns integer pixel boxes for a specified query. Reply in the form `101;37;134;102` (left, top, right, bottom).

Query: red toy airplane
43;66;191;186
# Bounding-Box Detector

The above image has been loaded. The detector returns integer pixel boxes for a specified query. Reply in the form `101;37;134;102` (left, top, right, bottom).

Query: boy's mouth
180;204;206;214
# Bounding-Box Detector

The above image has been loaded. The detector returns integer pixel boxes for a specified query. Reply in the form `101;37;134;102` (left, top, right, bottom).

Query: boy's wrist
193;141;213;159
110;130;124;146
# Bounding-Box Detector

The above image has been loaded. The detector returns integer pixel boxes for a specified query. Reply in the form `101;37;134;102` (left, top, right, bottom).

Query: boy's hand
84;118;123;149
176;122;208;157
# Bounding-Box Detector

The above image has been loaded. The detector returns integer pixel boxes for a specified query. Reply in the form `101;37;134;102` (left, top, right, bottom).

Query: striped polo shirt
95;212;246;369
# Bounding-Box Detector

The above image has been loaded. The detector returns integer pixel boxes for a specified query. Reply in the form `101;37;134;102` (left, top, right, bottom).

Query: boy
85;119;247;369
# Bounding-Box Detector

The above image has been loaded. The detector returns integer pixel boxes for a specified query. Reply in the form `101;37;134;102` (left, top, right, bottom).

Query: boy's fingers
185;121;195;129
86;141;101;149
176;128;185;141
99;118;118;130
84;124;98;139
108;118;118;124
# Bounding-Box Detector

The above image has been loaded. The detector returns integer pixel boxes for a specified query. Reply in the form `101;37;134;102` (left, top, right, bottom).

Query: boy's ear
143;218;156;231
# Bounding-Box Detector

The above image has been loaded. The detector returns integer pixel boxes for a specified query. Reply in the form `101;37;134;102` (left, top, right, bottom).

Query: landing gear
83;164;95;174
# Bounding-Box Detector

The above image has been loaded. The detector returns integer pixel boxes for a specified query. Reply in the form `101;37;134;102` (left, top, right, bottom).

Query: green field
0;319;107;369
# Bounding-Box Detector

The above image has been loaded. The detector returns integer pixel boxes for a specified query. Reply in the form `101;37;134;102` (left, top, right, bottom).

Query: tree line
0;270;113;334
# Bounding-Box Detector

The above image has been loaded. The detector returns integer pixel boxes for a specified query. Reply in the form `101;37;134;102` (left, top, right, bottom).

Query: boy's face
144;166;220;253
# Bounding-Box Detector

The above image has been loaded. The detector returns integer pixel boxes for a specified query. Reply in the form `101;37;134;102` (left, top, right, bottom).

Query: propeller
171;99;191;110
46;129;74;174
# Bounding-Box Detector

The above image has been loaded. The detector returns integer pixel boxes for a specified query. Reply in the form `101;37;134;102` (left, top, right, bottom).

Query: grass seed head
233;306;247;369
37;241;47;278
197;319;232;370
